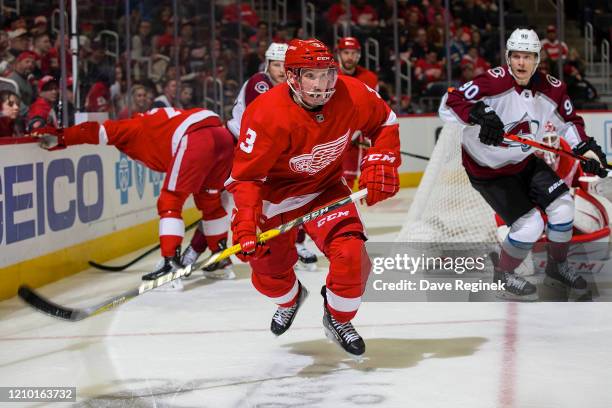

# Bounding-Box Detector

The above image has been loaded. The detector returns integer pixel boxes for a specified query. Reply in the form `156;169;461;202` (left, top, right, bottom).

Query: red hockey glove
228;181;269;262
231;208;269;262
31;126;66;150
359;148;400;206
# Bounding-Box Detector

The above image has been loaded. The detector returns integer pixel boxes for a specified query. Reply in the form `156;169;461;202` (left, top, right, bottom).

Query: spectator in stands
85;71;112;113
414;50;444;92
31;15;49;36
249;22;269;49
223;2;260;34
8;28;30;58
132;19;153;59
461;46;490;77
460;62;475;83
353;0;379;29
456;0;487;30
541;25;568;75
8;51;37;109
564;48;597;104
111;64;128;115
405;10;422;40
0;31;14;74
152;78;177;108
27;75;58;131
152;6;173;36
426;0;450;25
179;83;194;109
245;39;267;77
84;41;113;91
272;24;290;44
118;84;150;119
0;90;23;137
449;27;472;66
327;0;358;25
32;33;53;77
411;28;434;62
427;14;446;50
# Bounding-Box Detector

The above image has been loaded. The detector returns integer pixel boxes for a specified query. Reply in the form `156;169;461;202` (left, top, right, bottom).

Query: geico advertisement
0;143;164;267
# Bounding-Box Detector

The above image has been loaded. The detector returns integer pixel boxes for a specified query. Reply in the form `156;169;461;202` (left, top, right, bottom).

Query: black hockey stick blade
88;220;200;271
18;190;367;321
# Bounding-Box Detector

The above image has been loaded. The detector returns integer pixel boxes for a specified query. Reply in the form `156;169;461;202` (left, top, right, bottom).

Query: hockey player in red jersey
227;42;320;272
440;28;609;299
34;107;236;286
227;38;400;358
336;36;380;189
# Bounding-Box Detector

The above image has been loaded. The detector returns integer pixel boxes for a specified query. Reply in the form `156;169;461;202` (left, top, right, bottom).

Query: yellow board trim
0;208;200;301
399;172;424;188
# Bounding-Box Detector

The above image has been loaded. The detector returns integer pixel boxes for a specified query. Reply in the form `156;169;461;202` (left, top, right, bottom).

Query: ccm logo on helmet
364;153;396;164
317;211;349;227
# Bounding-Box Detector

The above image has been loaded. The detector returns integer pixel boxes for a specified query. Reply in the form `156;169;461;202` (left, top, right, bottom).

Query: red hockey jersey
228;75;399;216
339;65;379;91
63;107;222;171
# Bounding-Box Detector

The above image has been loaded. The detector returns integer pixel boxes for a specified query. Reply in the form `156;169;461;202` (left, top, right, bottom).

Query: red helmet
336;37;361;51
284;39;337;71
284;39;338;107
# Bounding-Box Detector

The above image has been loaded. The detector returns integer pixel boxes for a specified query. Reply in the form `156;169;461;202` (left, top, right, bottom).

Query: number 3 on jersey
240;128;257;154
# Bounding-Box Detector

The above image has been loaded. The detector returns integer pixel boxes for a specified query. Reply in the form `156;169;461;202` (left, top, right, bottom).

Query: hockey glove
573;137;610;170
468;101;505;146
580;158;608;178
231;208;269;262
359;148;400;206
32;126;66;150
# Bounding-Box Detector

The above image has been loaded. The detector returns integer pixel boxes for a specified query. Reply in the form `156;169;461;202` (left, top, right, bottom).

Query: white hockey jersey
439;66;588;178
226;72;274;138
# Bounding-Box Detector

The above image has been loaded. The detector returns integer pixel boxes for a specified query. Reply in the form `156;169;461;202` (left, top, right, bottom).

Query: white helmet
264;42;288;73
505;28;541;79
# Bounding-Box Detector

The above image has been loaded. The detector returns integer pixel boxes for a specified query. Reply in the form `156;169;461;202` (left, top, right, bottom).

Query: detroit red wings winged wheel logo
289;130;350;175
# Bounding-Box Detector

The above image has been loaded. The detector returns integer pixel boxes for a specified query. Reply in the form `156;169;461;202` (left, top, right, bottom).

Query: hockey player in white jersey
439;28;610;299
226;42;319;271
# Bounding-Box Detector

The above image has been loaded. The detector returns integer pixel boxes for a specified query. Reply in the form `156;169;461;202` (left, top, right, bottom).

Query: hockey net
396;123;498;243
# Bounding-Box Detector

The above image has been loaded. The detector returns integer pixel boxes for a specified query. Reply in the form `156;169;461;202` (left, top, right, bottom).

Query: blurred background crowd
0;0;610;138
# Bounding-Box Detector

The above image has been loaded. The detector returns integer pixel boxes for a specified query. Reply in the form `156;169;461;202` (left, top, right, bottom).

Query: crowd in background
0;0;610;138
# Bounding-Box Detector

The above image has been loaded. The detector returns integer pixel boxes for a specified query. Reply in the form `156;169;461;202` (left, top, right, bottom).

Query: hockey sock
189;226;208;253
296;227;306;244
498;236;533;272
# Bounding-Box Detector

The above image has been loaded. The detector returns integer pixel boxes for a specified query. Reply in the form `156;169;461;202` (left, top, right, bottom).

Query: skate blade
202;268;236;280
323;327;366;363
495;290;538;302
295;261;318;272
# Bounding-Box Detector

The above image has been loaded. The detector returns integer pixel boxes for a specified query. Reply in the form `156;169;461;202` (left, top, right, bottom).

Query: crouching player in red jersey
226;39;400;358
34;107;235;288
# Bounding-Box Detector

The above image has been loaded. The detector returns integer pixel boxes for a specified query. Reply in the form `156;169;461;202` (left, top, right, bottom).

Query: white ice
1;189;611;408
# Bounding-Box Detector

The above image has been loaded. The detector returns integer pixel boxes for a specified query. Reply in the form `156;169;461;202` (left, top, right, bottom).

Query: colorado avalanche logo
503;115;540;152
289;130;349;175
255;81;269;94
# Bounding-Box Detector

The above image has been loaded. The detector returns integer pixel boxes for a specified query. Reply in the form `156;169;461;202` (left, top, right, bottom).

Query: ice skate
270;283;308;336
201;239;236;279
179;244;201;279
321;286;365;361
295;242;318;272
491;253;537;301
544;256;588;293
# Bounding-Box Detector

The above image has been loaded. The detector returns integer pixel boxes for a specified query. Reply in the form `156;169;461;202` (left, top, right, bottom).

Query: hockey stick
88;220;200;271
355;141;430;161
504;133;591;163
18;189;368;321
